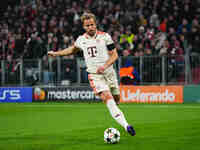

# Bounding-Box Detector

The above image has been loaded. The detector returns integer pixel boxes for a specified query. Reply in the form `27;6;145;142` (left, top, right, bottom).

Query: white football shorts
88;70;120;96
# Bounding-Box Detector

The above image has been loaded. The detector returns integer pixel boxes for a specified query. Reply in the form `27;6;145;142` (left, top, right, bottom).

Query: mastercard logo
34;87;46;100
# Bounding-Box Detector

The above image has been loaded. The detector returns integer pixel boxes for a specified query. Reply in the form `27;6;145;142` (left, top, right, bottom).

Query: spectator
119;29;135;49
149;10;160;28
119;59;140;85
61;61;76;85
5;55;20;84
0;0;199;71
25;32;45;59
159;18;167;33
177;18;191;34
159;40;171;56
42;55;54;84
179;34;189;51
154;30;167;52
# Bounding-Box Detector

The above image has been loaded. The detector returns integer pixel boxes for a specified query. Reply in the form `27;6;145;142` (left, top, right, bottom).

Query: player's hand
48;51;57;57
97;66;105;74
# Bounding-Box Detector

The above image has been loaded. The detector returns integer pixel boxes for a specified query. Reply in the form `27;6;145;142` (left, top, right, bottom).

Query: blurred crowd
0;0;200;60
0;0;200;85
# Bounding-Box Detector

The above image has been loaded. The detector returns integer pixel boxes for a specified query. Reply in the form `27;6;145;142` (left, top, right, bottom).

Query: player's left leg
100;91;128;128
88;73;136;136
100;91;136;136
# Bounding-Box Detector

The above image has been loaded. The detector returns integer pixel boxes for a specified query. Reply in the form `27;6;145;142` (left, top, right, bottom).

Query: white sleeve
74;36;82;50
105;33;114;45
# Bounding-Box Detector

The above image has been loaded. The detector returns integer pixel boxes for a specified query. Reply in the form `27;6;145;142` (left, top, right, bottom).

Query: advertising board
120;86;183;103
33;86;101;102
0;87;32;103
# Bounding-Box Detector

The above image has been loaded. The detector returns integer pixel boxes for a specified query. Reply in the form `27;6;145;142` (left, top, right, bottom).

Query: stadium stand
0;0;199;85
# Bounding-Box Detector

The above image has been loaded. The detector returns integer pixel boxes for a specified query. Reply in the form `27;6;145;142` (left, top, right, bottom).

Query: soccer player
48;13;136;136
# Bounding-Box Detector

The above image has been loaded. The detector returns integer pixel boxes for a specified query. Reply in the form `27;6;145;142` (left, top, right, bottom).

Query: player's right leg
113;94;120;105
105;70;120;105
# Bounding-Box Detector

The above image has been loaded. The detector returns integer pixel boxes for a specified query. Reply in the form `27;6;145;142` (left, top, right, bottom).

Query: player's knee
113;95;120;105
113;94;120;100
100;91;113;102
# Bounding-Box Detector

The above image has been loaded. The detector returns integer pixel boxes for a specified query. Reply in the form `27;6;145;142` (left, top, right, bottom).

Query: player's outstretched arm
48;45;80;57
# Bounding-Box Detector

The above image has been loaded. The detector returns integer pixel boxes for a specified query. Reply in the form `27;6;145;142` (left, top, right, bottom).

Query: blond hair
81;13;96;24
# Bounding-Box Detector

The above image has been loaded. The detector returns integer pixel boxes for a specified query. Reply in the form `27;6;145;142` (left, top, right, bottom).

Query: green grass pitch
0;103;200;150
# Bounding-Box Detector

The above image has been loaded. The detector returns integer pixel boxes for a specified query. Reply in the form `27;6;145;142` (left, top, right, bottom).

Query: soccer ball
104;128;120;144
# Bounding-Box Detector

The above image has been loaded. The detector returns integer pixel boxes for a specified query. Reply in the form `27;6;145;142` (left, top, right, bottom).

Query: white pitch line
4;104;200;109
141;105;200;109
134;105;200;109
138;135;200;139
